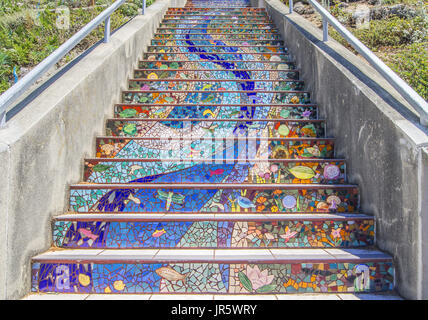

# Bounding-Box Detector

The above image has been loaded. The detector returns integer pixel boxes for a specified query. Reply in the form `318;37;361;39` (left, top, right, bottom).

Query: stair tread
70;183;357;188
85;158;344;162
96;136;334;140
22;292;403;300
129;79;302;82
55;212;372;221
108;118;323;122
33;248;392;262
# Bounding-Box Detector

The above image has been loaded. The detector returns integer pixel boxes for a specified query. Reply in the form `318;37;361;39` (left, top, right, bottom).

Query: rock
293;2;314;15
293;2;306;14
370;4;417;20
389;4;417;19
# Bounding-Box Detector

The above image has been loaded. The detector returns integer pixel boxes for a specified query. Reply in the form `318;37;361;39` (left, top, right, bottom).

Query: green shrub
388;42;428;100
0;1;152;94
353;16;427;49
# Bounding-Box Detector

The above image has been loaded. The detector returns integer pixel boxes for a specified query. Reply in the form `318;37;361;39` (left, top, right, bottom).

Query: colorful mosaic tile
83;160;345;185
134;70;299;80
122;91;310;105
69;186;359;213
31;261;394;294
104;120;325;139
149;43;287;52
53;218;374;249
154;33;283;40
138;60;295;70
143;52;291;62
128;80;304;91
151;39;284;46
95;137;335;160
114;105;316;120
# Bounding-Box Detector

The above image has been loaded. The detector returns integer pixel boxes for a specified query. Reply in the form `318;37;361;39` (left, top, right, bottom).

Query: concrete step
68;183;359;213
95;136;335;160
137;60;296;70
22;292;403;300
113;104;316;120
104;119;326;139
147;45;288;54
121;90;310;105
82;158;346;185
154;33;283;40
128;79;303;91
52;213;373;249
143;52;292;62
30;248;394;294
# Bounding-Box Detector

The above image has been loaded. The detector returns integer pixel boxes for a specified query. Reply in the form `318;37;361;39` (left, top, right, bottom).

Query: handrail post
104;15;111;43
322;17;328;41
289;0;293;14
142;0;146;15
0;111;5;128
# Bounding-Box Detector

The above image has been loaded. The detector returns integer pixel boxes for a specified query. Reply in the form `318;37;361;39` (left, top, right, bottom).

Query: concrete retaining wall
251;0;428;299
0;0;186;300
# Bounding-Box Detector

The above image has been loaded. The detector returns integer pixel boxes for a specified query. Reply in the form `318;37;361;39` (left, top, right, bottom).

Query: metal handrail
0;0;147;128
288;0;428;126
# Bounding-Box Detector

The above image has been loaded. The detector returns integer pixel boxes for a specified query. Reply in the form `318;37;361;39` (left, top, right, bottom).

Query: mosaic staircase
30;0;395;296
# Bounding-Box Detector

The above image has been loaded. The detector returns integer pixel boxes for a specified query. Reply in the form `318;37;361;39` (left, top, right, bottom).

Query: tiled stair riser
114;105;315;119
69;186;359;213
150;40;284;46
83;160;345;184
133;69;299;79
95;137;335;159
158;23;277;28
53;219;374;249
154;33;283;40
138;60;295;70
157;29;279;34
147;46;287;54
105;120;325;139
143;53;292;62
128;80;303;91
122;91;310;105
31;261;394;294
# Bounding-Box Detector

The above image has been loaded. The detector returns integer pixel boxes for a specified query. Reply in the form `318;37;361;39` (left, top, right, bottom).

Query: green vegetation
284;0;428;100
0;0;154;94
